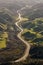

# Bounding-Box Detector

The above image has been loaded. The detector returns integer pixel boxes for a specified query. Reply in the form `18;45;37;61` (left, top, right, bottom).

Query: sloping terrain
21;3;43;20
21;18;43;45
21;18;43;60
0;9;26;63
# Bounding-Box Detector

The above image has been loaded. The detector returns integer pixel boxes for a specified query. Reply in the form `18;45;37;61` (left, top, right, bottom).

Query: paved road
15;8;31;62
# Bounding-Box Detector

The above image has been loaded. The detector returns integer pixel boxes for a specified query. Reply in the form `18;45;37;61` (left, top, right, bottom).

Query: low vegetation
21;18;43;45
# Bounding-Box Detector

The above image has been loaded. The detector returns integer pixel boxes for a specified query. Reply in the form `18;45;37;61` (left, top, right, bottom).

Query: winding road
15;6;31;62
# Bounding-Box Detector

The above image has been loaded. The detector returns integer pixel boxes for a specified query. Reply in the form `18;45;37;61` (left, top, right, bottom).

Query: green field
0;32;8;49
0;38;6;49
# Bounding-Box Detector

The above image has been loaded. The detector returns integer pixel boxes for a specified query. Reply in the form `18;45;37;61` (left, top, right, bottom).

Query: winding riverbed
14;6;31;62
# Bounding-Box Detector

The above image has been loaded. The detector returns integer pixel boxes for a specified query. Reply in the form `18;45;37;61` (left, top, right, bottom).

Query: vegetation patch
21;18;43;45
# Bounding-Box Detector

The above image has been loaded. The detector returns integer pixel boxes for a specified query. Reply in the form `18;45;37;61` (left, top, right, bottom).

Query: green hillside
21;18;43;45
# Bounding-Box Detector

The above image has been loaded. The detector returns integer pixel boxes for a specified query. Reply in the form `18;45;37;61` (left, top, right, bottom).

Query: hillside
0;1;43;65
21;18;43;45
21;3;43;20
0;0;41;16
21;18;43;60
0;8;26;63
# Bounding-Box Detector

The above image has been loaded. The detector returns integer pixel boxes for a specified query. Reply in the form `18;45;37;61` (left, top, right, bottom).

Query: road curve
14;11;31;62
